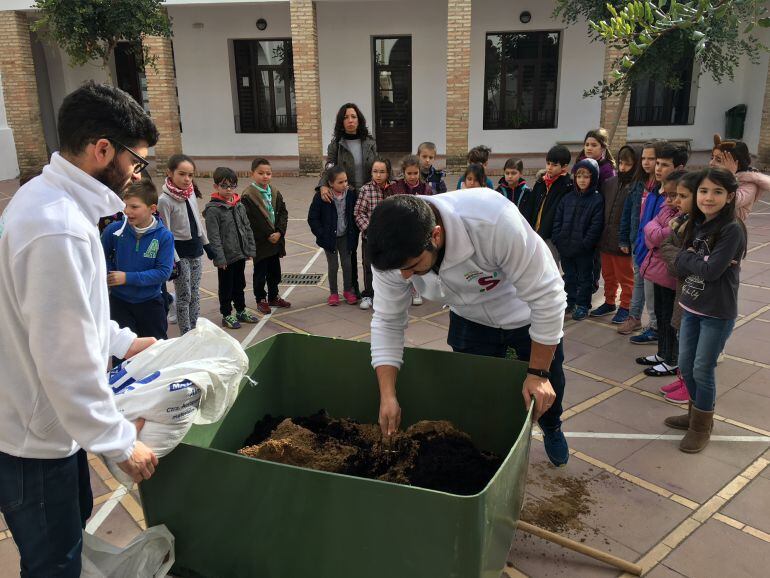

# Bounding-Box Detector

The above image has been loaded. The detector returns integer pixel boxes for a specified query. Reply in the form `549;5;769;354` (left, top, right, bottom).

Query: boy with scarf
241;158;291;315
204;167;259;328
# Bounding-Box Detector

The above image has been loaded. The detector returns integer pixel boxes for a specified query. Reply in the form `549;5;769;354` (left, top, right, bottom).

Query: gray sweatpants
324;235;352;294
174;256;202;335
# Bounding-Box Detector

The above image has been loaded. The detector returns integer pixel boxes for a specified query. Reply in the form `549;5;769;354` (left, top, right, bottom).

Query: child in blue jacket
102;180;175;340
552;158;605;321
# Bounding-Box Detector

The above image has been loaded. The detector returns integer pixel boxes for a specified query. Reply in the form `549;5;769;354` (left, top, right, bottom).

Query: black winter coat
552;190;605;258
241;185;288;261
519;173;573;240
307;188;359;252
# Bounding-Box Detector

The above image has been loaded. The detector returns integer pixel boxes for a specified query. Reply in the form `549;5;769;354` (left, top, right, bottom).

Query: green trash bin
140;334;533;578
725;104;747;140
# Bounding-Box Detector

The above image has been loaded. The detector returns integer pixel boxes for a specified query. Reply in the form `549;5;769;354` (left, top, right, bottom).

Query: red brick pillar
0;11;48;176
445;0;472;173
142;34;182;174
759;59;770;170
599;46;630;151
290;0;323;175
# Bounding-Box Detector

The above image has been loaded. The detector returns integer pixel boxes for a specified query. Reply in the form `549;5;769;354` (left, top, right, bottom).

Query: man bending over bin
367;189;569;467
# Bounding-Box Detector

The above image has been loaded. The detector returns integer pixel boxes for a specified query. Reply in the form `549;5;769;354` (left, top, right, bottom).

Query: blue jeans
447;311;566;431
561;252;594;308
0;449;92;577
678;310;735;411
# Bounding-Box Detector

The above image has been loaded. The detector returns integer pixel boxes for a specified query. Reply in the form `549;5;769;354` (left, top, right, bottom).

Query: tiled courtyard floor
1;176;770;577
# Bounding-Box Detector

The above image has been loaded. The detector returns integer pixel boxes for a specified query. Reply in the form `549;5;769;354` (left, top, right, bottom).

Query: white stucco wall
0;73;20;180
168;3;298;157
468;0;605;154
316;0;448;154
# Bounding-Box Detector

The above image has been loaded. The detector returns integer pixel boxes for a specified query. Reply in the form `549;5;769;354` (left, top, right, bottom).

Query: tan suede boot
664;401;692;431
679;407;714;453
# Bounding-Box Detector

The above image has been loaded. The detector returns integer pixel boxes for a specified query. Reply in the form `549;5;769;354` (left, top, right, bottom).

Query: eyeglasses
108;138;149;175
217;183;238;190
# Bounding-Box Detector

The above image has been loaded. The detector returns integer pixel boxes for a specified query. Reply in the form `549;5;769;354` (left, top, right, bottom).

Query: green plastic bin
140;334;532;578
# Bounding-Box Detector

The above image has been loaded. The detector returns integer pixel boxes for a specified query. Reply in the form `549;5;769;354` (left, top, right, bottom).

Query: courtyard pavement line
547;432;770;442
240;248;324;348
85;487;128;534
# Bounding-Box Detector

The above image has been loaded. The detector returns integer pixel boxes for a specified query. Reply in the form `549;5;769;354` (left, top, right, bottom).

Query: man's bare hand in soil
117;418;159;483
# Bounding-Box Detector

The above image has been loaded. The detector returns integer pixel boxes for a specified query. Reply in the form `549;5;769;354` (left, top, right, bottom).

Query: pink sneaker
664;381;690;404
327;293;340;306
660;375;685;395
343;290;359;305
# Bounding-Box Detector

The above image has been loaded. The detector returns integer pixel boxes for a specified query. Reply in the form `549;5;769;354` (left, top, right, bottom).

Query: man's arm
370;269;412;435
15;235;137;461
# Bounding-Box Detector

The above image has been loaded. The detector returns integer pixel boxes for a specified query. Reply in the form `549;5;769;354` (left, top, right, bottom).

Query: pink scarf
164;177;194;201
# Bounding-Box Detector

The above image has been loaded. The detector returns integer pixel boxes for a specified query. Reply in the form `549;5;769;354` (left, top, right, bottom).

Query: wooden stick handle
517;520;642;576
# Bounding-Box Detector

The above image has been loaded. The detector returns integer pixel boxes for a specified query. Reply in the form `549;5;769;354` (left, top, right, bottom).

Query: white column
0;73;20;181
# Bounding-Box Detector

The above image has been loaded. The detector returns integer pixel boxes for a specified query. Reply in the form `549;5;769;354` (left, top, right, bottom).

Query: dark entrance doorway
372;36;411;153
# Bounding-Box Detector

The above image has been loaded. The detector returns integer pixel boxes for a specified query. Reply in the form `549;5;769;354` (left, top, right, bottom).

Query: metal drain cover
280;273;323;286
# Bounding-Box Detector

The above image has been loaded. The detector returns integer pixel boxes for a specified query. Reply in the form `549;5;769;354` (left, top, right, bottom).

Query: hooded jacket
0;153;137;461
519;172;573;240
552;159;605;258
203;196;257;267
573;152;617;186
600;145;640;255
307;187;360;252
370;188;565;369
640;204;678;290
241;184;288;261
634;184;665;267
735;169;770;222
496;176;530;207
101;217;175;303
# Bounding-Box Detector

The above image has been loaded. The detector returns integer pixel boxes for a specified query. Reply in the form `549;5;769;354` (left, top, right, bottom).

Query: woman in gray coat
319;103;378;297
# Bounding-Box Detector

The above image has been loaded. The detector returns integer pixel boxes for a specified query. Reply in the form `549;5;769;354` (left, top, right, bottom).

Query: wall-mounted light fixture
519;11;532;24
256;18;268;31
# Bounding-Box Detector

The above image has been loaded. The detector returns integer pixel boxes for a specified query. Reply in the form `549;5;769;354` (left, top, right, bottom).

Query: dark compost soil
238;410;503;495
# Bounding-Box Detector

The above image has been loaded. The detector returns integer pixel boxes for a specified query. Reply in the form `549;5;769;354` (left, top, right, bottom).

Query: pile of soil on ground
238;410;502;495
520;463;595;534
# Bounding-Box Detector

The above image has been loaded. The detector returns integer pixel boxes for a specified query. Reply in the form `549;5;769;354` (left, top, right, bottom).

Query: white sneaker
412;293;423;306
359;297;373;310
167;292;177;324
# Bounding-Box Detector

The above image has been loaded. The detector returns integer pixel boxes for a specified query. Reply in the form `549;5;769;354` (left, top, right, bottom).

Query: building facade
1;0;769;177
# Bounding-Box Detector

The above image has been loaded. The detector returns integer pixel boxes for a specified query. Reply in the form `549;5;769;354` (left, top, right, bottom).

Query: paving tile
736;368;770;398
633;358;762;399
644;565;688;578
737;298;769;316
699;420;770;470
721;476;770;534
404;321;448;347
562;338;598;364
89;465;110;498
562;373;611;410
589;391;676;434
717;388;770;431
564;410;653;466
0;539;20;573
563;322;619;348
92;503;142;549
617;440;742;503
302;318;370;339
568;349;642;382
421;338;452;352
665;519;770;578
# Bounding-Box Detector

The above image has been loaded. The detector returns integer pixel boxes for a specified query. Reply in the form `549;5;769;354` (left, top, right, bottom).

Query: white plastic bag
81;524;175;578
105;318;249;484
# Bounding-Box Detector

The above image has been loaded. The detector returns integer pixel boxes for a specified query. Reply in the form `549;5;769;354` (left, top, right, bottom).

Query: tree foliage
32;0;171;76
554;0;769;98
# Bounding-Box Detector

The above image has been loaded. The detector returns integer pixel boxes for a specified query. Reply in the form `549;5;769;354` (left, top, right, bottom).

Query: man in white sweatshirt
0;82;160;577
367;190;569;466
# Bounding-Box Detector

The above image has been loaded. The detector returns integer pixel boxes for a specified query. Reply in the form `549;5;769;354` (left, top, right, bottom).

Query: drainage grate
280;273;324;286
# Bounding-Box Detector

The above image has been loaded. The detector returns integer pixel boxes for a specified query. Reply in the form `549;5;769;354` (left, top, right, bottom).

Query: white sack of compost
81;524;175;578
104;318;249;485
